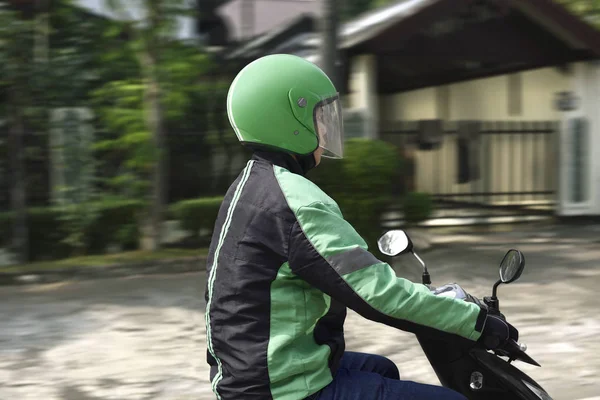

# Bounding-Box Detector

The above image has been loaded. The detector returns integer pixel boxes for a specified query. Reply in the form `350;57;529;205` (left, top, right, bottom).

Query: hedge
170;196;224;238
402;192;434;225
0;199;144;262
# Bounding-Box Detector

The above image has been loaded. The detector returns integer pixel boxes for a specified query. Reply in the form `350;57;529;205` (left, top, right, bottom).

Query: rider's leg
314;368;467;400
337;352;400;380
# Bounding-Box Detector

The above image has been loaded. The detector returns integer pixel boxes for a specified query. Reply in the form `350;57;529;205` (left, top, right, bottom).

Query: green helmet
227;54;344;158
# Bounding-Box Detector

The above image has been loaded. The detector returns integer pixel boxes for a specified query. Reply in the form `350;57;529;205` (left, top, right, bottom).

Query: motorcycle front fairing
415;283;553;400
471;348;552;400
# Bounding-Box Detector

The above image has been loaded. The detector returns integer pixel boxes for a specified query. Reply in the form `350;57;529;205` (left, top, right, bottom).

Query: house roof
228;0;600;93
225;13;316;60
333;0;600;58
358;0;600;92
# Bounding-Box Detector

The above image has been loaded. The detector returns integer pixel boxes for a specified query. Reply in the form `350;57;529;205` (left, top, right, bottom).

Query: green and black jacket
205;151;487;400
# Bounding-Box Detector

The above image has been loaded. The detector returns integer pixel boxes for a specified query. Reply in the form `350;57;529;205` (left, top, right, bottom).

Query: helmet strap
296;153;317;175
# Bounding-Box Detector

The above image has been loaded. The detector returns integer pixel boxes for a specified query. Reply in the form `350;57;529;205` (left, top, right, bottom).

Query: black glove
479;314;519;350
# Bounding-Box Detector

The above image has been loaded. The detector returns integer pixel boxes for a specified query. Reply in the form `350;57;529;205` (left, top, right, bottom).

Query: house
215;0;322;43
225;0;600;219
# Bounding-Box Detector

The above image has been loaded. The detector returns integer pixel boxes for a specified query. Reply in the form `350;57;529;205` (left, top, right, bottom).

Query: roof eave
510;0;600;56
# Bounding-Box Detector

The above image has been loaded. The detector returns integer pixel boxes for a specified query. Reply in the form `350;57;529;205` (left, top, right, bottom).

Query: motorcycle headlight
523;380;553;400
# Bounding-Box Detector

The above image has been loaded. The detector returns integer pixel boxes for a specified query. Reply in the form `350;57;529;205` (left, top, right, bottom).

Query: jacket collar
252;151;308;176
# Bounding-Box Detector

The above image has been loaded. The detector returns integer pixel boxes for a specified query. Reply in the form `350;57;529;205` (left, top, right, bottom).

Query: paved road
1;223;599;400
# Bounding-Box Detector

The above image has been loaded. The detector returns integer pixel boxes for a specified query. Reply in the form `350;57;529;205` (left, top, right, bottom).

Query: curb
0;239;437;287
0;256;207;286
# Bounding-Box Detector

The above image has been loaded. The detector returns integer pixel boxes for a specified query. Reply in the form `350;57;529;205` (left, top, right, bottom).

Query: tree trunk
320;0;339;87
213;87;233;194
8;97;28;264
109;0;169;251
140;50;168;251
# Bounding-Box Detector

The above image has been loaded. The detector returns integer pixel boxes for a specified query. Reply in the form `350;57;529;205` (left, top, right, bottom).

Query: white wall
381;88;438;120
380;67;570;122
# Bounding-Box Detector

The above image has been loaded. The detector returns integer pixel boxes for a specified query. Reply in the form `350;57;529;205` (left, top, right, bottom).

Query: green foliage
559;0;600;28
87;199;144;252
58;201;102;255
4;207;71;262
342;0;395;20
91;44;213;199
402;192;434;226
311;139;402;254
46;2;119;106
0;199;144;261
52;108;100;254
92;80;154;189
0;211;13;248
170;197;224;238
0;6;36;105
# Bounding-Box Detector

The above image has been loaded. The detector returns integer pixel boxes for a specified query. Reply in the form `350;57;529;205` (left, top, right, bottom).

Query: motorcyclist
205;54;518;400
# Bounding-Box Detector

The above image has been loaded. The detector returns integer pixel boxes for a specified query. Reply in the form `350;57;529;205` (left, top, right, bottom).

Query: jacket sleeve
287;201;487;341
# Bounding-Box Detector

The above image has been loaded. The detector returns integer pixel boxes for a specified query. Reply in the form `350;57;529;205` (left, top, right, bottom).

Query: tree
341;0;394;20
101;0;199;251
559;0;600;28
0;3;36;264
321;0;340;87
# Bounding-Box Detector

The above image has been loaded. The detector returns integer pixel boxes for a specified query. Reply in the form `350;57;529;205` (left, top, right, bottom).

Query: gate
380;120;559;221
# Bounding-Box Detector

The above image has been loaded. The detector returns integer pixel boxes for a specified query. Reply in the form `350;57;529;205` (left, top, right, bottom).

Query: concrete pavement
0;222;599;399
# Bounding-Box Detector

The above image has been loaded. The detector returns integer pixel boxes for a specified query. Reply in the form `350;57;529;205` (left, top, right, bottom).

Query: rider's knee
374;355;400;380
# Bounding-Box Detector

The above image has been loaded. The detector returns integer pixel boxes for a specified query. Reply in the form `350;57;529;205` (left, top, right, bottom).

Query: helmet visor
314;95;344;158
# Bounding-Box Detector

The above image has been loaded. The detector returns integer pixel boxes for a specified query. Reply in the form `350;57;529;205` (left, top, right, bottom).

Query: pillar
556;61;600;216
347;54;379;139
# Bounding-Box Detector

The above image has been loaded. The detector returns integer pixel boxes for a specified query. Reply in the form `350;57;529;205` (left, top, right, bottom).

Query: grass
0;248;208;274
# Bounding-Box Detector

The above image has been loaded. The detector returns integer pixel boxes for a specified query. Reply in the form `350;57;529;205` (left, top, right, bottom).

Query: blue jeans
311;352;467;400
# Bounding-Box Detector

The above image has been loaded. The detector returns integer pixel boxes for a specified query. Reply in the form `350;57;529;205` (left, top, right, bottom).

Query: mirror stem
412;251;431;285
492;279;501;298
484;280;502;312
412;251;428;274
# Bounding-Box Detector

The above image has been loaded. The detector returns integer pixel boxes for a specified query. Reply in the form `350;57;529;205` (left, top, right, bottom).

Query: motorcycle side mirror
377;230;413;256
487;249;526;311
377;230;431;285
498;249;525;284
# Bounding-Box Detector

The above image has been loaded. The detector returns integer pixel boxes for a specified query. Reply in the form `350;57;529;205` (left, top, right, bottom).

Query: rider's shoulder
272;165;339;213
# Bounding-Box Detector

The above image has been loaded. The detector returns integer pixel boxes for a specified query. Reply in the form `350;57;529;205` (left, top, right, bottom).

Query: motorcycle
377;230;553;400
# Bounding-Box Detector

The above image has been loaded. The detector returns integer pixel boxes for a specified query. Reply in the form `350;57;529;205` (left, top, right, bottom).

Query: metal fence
1;118;560;218
0;126;249;213
380;120;559;213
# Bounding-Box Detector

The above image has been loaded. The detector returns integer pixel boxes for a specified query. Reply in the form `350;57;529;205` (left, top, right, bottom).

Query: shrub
0;199;145;262
0;212;12;248
311;138;402;255
86;199;145;253
0;207;71;262
170;197;224;238
402;192;434;226
30;208;72;260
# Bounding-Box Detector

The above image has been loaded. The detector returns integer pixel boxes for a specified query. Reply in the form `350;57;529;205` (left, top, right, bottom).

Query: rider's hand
479;314;519;350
